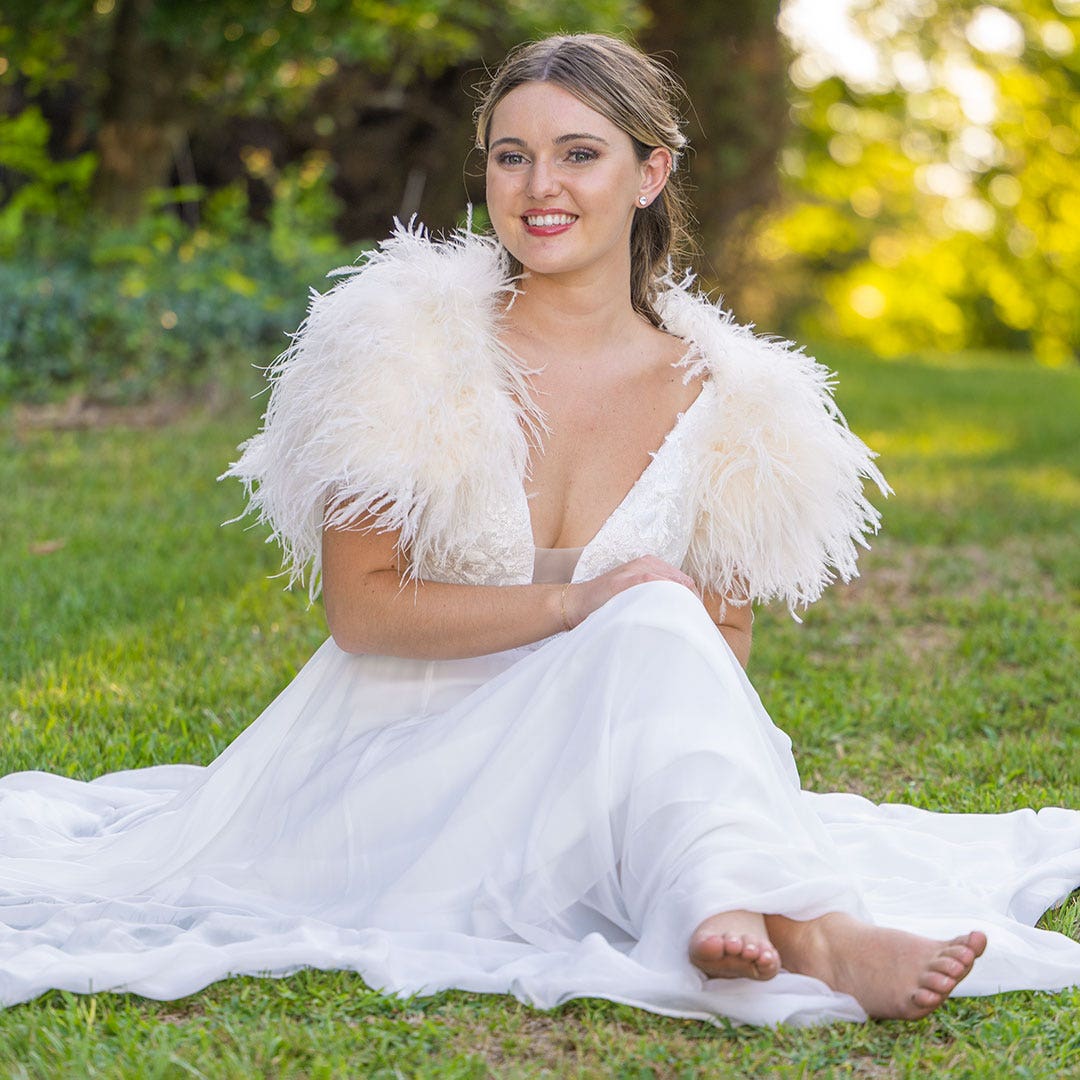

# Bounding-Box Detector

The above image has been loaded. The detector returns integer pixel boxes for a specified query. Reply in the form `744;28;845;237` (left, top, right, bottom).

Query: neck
505;253;644;352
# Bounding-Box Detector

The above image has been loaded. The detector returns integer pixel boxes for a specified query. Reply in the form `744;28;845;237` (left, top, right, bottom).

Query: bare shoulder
638;322;706;409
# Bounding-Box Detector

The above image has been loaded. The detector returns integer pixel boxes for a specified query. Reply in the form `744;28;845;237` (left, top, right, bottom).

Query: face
484;81;671;281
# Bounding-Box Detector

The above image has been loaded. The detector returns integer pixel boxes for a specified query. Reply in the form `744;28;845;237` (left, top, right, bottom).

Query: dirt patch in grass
837;541;1056;608
848;1058;904;1079
154;1010;197;1025
893;622;964;663
446;1011;591;1074
838;539;1059;609
10;383;225;434
816;538;1061;666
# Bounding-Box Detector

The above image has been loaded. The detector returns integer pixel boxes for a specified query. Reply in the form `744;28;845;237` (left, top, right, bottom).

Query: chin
504;238;601;279
500;244;567;276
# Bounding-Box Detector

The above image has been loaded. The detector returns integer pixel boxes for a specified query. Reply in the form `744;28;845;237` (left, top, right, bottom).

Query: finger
671;571;700;596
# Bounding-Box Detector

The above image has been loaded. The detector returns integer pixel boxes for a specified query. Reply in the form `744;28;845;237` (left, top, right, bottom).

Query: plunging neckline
523;377;713;558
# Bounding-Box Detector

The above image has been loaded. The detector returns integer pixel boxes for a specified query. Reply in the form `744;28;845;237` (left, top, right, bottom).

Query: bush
0;156;356;404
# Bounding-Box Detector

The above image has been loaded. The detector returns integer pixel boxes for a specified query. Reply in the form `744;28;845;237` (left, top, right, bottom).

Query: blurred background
1;0;1077;408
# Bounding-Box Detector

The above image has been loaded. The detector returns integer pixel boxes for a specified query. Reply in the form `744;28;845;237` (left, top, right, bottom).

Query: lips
522;211;578;236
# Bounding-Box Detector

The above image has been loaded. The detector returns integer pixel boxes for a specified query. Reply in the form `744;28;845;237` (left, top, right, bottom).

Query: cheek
484;172;518;228
485;166;515;198
579;166;637;210
484;173;520;251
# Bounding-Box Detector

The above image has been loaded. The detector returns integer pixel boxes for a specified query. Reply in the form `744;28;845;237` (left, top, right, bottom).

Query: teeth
525;214;577;227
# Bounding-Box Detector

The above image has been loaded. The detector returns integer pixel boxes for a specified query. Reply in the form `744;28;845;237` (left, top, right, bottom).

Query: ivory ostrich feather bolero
223;221;890;616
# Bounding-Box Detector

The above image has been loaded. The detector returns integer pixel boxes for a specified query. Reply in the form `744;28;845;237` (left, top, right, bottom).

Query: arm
699;589;753;670
322;515;704;661
322;513;567;659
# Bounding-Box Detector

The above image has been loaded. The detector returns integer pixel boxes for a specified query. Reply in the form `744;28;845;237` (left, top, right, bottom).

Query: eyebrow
488;133;611;150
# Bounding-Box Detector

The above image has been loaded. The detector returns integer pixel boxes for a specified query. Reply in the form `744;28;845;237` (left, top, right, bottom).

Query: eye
566;147;598;164
495;151;528;166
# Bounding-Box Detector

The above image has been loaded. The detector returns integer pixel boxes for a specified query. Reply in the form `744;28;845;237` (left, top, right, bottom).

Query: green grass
1;347;1078;1078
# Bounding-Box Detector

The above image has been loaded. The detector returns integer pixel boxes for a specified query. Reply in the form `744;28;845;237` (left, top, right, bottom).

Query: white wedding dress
2;383;1079;1027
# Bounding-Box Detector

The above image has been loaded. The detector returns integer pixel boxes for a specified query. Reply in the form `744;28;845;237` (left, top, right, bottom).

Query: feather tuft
221;222;541;600
658;284;891;617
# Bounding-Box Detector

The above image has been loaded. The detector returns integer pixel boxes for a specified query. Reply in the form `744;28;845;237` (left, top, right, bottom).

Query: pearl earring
638;196;648;206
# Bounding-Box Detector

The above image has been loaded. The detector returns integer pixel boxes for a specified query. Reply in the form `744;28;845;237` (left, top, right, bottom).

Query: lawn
1;346;1078;1078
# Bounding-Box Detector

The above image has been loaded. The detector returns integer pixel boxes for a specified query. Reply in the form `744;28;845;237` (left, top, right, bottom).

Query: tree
1;0;797;272
641;0;790;289
763;0;1080;363
0;0;649;223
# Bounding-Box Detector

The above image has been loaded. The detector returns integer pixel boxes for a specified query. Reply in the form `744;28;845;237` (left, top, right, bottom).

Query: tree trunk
299;64;478;242
90;0;188;222
641;0;790;299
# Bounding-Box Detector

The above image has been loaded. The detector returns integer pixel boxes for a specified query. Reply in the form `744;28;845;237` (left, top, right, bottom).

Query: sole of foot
689;913;781;981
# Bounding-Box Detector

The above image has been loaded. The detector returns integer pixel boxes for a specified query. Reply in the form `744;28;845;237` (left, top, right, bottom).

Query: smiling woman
1;32;1079;1029
475;36;691;331
484;82;670;293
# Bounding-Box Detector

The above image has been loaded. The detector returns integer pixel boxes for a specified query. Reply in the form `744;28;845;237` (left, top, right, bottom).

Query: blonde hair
475;33;693;328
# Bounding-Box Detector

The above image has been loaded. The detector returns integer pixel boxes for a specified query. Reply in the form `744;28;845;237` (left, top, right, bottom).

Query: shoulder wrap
223;222;889;614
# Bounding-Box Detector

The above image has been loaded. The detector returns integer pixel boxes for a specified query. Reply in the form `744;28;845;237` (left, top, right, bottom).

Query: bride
2;33;1078;1028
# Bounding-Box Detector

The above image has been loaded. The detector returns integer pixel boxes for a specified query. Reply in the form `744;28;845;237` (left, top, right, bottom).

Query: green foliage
0;0;649;401
0;107;95;251
767;0;1080;364
0;0;647;116
0;346;1077;1074
0;154;351;404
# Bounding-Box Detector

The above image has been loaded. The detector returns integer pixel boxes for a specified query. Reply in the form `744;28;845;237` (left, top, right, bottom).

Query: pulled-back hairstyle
475;33;693;328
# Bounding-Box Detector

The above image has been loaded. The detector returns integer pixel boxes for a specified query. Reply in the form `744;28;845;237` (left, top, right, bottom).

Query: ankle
764;913;834;979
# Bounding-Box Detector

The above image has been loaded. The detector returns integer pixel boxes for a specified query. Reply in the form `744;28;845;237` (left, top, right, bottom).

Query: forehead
488;81;624;143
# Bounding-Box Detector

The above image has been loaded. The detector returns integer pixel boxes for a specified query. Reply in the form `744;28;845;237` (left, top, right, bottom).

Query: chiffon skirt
2;581;1079;1026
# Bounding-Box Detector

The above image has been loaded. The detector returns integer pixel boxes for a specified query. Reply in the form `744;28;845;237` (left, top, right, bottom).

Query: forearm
699;586;753;670
325;569;568;660
719;625;752;670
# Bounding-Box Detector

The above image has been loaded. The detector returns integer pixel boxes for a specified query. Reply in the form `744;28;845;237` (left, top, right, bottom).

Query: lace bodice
423;381;716;588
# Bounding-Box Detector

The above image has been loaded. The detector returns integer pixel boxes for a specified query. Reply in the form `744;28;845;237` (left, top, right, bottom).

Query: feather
223;223;888;617
221;220;542;600
658;280;891;617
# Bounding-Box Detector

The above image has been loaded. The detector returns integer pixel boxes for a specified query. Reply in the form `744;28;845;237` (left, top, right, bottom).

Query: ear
637;146;673;208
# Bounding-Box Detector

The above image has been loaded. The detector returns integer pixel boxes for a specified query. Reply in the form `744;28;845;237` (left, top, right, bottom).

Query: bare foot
767;912;987;1019
689;909;781;981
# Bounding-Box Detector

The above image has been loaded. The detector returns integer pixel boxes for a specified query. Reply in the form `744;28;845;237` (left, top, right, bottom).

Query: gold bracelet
559;583;573;632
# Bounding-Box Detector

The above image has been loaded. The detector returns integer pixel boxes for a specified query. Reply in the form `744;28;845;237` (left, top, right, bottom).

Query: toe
953;931;987;957
756;950;781;979
723;934;745;957
688;933;724;964
910;987;944;1015
941;943;980;982
930;955;967;979
689;926;781;982
919;970;957;996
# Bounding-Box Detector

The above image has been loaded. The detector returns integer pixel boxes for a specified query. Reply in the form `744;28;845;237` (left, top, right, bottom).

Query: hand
563;555;700;628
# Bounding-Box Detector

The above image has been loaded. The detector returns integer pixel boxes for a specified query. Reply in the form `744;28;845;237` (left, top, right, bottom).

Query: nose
525;157;561;201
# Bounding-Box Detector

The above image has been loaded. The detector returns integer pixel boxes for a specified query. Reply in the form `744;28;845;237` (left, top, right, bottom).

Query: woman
1;34;1078;1028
